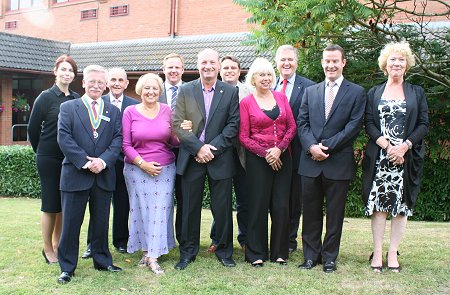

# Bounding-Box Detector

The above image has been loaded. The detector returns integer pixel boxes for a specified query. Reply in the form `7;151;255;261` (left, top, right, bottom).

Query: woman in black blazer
28;55;79;264
362;42;429;273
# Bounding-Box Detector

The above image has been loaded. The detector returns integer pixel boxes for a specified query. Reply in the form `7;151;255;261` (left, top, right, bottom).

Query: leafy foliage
0;145;40;197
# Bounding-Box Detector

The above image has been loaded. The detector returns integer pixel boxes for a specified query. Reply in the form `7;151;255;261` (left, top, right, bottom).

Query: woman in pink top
239;58;296;267
122;73;179;274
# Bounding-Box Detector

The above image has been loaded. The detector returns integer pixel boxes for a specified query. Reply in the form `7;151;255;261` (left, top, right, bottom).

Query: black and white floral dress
365;99;412;217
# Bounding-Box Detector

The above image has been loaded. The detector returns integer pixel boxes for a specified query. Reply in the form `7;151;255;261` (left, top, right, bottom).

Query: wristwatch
137;159;144;166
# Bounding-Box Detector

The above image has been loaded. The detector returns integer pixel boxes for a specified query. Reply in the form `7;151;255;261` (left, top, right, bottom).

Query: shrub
1;145;447;221
0;145;40;197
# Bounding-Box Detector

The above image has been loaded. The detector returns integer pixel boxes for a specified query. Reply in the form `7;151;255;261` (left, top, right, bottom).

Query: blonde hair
135;73;163;96
378;42;415;75
245;57;277;89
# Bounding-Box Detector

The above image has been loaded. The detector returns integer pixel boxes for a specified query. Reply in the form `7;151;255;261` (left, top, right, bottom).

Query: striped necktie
170;86;178;112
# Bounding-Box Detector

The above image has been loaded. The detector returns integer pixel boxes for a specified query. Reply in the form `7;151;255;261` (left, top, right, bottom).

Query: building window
110;4;128;17
8;0;43;11
81;9;97;20
5;20;18;29
55;0;68;2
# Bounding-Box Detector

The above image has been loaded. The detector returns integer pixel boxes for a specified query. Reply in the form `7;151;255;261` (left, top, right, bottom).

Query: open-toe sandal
148;261;164;275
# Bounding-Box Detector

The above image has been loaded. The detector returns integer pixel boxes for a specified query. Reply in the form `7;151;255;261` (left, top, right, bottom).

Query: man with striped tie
159;53;185;244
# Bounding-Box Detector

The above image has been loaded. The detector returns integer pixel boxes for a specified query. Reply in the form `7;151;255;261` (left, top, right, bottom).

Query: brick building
0;0;251;43
0;0;447;145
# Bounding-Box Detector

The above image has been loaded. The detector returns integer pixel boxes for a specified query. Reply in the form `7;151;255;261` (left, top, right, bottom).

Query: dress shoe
115;246;127;254
323;261;337;273
42;249;58;264
94;264;123;272
81;248;92;259
57;272;74;284
174;258;195;270
207;244;217;253
218;257;236;267
298;259;317;270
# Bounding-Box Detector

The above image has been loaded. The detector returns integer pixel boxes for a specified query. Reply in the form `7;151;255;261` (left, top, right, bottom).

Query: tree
234;0;450;89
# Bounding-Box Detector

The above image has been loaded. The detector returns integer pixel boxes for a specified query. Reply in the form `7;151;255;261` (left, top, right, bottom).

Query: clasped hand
310;143;329;161
195;144;217;164
387;144;408;165
86;156;104;174
266;147;282;171
141;161;162;177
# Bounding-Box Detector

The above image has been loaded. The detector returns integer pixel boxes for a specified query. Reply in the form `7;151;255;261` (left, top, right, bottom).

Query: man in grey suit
82;68;138;258
57;65;123;284
159;53;185;244
173;49;240;270
208;55;251;252
274;45;315;254
297;44;366;272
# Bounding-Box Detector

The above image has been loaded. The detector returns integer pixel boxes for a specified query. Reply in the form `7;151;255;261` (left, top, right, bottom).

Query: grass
0;197;448;295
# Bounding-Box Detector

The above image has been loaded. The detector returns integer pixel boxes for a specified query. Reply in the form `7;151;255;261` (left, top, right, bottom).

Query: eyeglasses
86;80;106;87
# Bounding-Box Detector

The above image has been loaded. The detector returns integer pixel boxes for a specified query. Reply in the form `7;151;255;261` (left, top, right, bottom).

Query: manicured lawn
0;197;448;294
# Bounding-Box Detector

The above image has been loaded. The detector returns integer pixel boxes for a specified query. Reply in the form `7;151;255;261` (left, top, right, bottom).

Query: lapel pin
220;90;224;93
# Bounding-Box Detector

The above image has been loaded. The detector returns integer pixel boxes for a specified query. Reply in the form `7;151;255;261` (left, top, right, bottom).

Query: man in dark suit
81;67;138;258
57;65;123;284
173;49;240;270
207;55;251;253
103;68;139;253
297;45;366;272
159;53;185;244
274;45;315;254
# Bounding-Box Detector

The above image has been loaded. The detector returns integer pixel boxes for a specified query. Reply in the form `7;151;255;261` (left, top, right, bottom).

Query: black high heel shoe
369;252;382;273
386;251;401;272
42;249;58;265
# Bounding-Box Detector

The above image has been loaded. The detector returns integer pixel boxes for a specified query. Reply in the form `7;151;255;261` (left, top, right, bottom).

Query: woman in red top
239;57;296;267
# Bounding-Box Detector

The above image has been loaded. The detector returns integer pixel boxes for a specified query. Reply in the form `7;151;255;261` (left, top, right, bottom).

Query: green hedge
0;145;40;197
0;145;448;221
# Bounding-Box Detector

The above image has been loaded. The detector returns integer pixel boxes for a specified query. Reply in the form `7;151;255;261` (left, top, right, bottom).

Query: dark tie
281;79;288;94
91;101;98;119
325;81;336;120
170;86;178;112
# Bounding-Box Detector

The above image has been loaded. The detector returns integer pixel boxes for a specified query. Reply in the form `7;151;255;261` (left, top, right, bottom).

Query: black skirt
36;155;63;213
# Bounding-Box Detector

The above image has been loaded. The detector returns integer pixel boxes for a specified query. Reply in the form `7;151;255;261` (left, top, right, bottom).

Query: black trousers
173;148;183;244
288;172;302;251
301;174;350;263
245;151;291;263
58;183;112;273
210;148;247;246
179;158;233;260
86;160;129;249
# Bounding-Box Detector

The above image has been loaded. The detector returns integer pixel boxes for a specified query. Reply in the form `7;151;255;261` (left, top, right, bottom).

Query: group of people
27;41;428;284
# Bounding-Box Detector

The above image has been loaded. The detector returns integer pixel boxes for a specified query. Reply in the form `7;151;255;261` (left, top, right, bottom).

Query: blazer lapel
289;75;302;108
373;82;386;130
403;82;415;137
207;82;224;125
96;102;110;140
315;82;326;125
193;79;207;120
75;100;96;142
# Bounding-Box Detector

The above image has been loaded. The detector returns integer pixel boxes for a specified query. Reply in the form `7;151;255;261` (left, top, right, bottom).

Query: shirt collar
109;92;124;102
201;81;217;92
84;94;103;107
326;75;344;87
279;74;296;85
165;81;182;89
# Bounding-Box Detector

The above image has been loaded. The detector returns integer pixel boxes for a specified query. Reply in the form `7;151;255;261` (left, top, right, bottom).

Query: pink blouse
239;91;297;157
122;103;179;166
